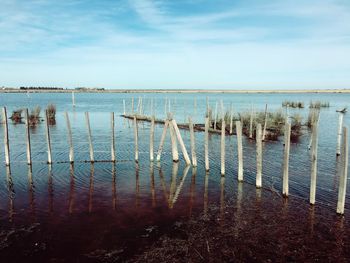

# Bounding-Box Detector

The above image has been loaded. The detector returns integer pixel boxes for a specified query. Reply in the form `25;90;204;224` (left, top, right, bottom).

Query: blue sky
1;0;350;89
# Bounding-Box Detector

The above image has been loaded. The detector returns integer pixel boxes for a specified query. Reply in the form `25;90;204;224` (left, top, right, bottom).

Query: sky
0;0;350;89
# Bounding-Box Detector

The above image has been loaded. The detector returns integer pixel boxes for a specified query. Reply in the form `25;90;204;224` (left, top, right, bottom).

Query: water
0;92;349;261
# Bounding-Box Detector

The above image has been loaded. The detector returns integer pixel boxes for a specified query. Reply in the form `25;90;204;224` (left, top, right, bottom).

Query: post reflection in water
171;165;190;208
158;166;169;202
189;167;197;217
68;164;75;214
27;165;36;221
6;166;15;222
235;182;244;237
135;162;140;208
48;164;53;215
220;176;225;224
308;205;315;236
204;171;209;217
149;162;156;207
168;162;179;208
112;163;117;210
88;163;94;213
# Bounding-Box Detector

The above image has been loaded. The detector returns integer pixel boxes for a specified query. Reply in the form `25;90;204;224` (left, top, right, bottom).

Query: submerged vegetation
28;106;41;126
10;109;23;124
46;104;56;125
309;101;330;109
282;101;305;108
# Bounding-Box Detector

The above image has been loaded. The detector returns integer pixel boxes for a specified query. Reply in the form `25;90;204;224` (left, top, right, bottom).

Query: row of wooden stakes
1;106;349;215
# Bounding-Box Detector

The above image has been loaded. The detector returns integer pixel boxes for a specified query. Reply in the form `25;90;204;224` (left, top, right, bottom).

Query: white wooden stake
337;126;348;214
256;123;262;188
236;121;243;181
283;122;291;197
85;112;94;162
65;112;74;163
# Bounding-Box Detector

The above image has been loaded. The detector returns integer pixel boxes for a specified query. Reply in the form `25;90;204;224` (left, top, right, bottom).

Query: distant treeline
20;87;64;90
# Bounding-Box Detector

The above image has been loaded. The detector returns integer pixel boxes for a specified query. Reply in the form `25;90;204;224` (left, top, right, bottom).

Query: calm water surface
0;92;349;261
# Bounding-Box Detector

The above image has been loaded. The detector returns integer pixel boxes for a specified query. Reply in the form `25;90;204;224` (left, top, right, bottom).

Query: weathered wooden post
85;112;94;162
256;123;262;188
249;105;254;139
45;110;52;164
72;92;76;107
169;121;179;162
189;117;197;167
65;112;74;163
337;126;348;214
229;103;233;135
221;118;226;176
171;118;191;165
214;101;218;130
111;112;116;162
156;120;169;161
262;104;268;141
205;117;210;171
3;107;10;166
283;122;291;197
133;116;139;162
150;116;155;161
236;121;243;181
310;119;319;205
336;113;344;156
123;99;126;115
24;109;32;165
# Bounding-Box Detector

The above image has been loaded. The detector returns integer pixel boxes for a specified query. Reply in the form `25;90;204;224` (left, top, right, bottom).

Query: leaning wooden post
336;113;344;156
283;122;291;197
310;119;319;205
205;117;210;171
85;112;94;162
236;121;243;181
256;123;262;188
65;112;74;163
111;112;116;162
150;116;155;161
45;110;52;164
123;99;126;115
337;126;348;214
262;104;268;141
171;118;191;165
221;118;226;175
156;120;169;161
189;117;197;167
169;120;179;162
2;107;10;166
133;116;139;162
24;109;32;165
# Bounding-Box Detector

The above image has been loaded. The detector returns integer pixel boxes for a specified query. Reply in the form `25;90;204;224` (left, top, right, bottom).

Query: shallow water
0;92;349;261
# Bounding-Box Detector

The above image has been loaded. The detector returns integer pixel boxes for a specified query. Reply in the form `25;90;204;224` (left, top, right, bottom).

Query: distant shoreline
1;89;350;94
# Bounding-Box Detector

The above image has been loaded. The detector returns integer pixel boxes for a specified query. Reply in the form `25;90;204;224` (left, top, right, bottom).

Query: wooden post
214;101;218;130
45;110;52;164
262;104;268;141
65;112;74;163
169;121;179;162
205;117;209;171
133;116;139;162
256;123;262;188
283;122;291;197
24;109;32;165
111;112;116;162
72;92;76;107
3;107;10;166
236;121;243;181
310;119;319;205
150;116;155;161
85;112;94;162
229;103;233;135
123;99;126;115
337;126;348;214
156;120;169;161
131;97;134;114
221;119;226;175
189;117;197;167
171;119;191;165
249;105;254;139
336;113;344;156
